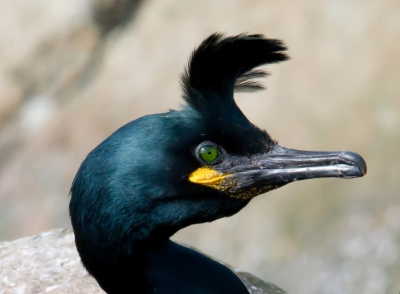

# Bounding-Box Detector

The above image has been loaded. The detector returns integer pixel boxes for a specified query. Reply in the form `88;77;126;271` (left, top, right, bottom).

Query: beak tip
341;151;367;176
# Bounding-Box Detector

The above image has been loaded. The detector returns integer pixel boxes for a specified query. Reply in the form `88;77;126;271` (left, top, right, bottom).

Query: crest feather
180;33;289;112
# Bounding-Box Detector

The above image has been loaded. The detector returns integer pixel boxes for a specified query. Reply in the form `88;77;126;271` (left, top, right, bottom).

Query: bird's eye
196;142;220;164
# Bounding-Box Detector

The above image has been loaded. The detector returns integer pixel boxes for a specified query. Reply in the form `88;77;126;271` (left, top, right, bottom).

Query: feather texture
181;33;289;112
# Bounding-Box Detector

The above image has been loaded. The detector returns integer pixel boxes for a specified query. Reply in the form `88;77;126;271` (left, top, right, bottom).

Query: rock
0;229;285;294
0;229;98;294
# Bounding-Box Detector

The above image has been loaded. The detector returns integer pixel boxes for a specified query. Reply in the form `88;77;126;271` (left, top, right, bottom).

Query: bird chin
222;183;286;200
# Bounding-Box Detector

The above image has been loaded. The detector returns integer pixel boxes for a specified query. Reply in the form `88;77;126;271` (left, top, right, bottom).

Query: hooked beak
189;144;367;199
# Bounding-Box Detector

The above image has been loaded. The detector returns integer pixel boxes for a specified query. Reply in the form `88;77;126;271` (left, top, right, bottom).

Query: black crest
180;33;289;113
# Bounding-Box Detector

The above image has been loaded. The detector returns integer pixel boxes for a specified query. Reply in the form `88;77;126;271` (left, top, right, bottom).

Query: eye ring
195;141;222;165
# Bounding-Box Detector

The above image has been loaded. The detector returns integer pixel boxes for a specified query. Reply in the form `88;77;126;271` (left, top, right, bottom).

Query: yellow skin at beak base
188;167;229;187
188;166;281;200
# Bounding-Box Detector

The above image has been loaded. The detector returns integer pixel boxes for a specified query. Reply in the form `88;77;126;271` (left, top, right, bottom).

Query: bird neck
76;207;251;293
87;239;249;294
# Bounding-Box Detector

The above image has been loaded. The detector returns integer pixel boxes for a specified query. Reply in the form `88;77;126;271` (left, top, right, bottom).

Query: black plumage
70;33;366;294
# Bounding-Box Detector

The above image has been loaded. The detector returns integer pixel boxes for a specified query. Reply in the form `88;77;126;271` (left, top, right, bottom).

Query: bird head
70;33;366;257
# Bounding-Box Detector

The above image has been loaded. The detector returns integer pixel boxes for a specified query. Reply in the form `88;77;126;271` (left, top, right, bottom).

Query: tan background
0;0;399;293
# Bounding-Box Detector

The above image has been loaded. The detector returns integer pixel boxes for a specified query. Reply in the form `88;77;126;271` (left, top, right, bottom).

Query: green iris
198;145;219;163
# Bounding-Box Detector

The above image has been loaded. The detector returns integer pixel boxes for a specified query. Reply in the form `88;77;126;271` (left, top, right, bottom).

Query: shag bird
70;33;366;294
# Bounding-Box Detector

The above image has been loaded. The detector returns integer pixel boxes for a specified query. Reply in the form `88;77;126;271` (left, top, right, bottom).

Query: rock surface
0;229;286;294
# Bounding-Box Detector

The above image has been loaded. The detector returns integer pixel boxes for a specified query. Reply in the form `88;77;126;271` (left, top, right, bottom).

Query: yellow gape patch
188;167;229;190
189;167;280;200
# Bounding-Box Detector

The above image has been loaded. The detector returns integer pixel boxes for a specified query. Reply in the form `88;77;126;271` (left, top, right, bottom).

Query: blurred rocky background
0;0;399;293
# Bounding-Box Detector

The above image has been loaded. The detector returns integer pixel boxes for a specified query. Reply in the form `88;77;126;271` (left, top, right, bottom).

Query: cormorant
69;33;367;294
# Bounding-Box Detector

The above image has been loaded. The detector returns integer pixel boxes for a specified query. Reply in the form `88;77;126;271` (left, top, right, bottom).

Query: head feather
180;33;289;112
